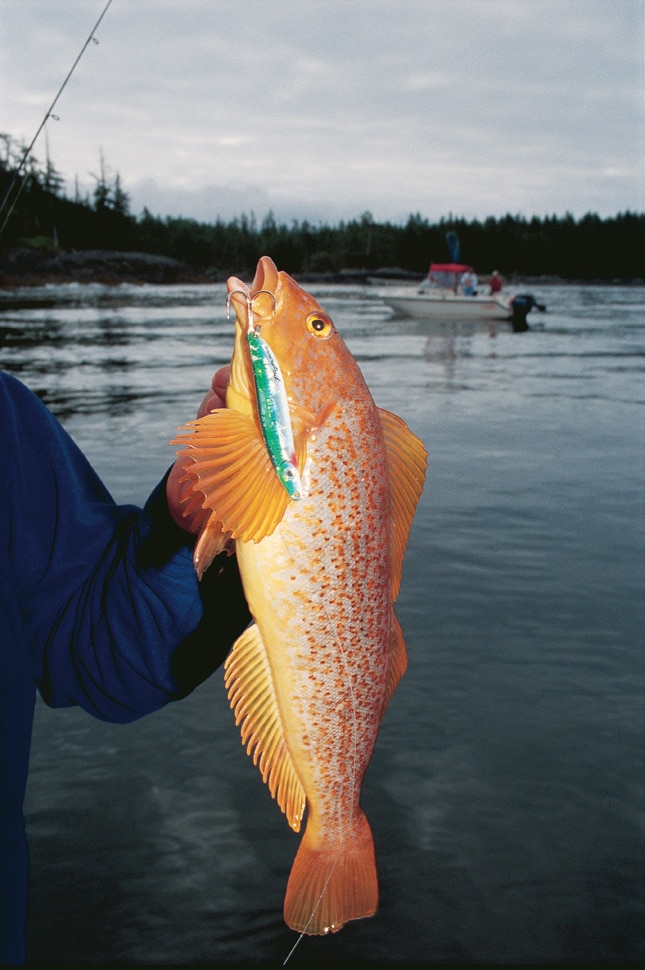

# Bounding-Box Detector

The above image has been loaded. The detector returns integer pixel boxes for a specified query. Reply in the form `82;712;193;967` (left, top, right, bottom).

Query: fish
171;256;427;936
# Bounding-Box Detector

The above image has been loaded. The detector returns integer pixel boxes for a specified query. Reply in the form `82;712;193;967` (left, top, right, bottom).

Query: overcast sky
1;0;643;225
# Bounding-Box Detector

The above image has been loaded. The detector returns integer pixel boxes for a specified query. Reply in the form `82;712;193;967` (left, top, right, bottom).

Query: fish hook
226;288;250;319
250;289;277;316
226;287;276;334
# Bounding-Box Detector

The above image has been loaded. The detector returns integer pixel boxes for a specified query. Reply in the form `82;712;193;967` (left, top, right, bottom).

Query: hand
166;366;230;532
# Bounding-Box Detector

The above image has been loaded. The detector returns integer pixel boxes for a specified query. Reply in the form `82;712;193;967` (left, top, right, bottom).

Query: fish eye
306;313;334;339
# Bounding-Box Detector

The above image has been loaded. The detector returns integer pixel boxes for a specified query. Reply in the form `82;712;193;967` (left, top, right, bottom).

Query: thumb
197;365;230;417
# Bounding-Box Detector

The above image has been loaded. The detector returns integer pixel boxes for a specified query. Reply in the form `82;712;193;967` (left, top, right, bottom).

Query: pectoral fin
378;408;427;601
224;623;306;832
172;409;306;544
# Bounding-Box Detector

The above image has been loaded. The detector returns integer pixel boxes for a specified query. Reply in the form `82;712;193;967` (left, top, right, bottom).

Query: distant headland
1;136;642;287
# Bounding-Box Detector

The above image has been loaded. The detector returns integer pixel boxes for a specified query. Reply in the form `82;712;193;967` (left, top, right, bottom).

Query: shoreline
0;248;642;290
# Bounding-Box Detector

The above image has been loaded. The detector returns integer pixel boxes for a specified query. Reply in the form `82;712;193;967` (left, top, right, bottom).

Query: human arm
2;370;249;723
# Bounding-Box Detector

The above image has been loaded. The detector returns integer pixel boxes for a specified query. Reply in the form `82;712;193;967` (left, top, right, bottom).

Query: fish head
226;256;367;426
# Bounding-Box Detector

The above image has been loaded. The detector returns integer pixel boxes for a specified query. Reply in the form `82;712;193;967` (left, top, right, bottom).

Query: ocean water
0;279;643;965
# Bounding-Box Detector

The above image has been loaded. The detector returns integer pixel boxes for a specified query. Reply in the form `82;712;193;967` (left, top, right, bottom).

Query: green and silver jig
227;289;303;500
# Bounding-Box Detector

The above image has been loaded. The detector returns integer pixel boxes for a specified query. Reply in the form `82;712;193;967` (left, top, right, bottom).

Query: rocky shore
0;248;416;289
0;247;636;290
0;249;431;289
0;248;210;288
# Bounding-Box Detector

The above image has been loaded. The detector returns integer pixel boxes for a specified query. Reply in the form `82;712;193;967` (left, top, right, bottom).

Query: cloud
129;178;274;223
1;0;642;223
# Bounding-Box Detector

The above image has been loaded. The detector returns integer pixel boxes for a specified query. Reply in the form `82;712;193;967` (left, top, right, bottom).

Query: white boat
381;263;542;330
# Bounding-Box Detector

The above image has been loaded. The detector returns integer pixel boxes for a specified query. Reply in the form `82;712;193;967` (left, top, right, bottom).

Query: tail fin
283;809;378;935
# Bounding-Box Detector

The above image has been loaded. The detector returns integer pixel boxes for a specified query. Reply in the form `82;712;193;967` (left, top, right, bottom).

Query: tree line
1;133;643;280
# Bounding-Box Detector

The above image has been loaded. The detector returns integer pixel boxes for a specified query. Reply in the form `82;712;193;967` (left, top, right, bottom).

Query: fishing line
0;0;115;241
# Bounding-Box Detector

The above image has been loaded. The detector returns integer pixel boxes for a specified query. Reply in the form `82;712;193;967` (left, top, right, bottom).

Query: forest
1;133;643;282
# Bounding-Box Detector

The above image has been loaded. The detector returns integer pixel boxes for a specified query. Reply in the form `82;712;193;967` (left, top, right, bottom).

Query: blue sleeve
2;372;249;723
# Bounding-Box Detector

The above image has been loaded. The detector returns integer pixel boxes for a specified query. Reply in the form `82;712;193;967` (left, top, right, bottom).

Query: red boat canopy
427;262;475;293
428;262;474;274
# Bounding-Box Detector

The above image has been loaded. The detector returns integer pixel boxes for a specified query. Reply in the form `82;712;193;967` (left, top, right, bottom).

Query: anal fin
224;624;306;832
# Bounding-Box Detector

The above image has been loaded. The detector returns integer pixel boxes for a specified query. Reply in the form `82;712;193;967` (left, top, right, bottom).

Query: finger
212;364;231;395
197;365;231;417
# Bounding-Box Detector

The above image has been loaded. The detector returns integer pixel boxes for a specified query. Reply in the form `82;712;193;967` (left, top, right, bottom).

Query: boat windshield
428;262;474;293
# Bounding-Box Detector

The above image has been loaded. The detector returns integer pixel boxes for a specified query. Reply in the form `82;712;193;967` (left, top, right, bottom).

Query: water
1;280;643;964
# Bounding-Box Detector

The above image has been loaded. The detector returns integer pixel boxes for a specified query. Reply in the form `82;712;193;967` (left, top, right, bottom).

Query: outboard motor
510;293;536;332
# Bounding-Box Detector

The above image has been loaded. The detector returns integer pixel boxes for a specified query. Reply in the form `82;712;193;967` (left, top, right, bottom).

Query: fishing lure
227;289;303;501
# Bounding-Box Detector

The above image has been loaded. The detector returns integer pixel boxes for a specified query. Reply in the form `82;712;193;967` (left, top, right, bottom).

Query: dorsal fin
378;408;427;601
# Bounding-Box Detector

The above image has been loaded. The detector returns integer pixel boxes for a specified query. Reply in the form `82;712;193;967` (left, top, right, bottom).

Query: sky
1;0;643;226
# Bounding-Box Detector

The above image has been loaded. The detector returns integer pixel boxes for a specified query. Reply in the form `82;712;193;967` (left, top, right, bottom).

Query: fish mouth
225;258;303;502
226;258;283;413
222;274;250;413
226;256;281;328
249;255;280;307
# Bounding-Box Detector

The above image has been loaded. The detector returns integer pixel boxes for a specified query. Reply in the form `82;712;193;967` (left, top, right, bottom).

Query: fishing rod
0;0;115;241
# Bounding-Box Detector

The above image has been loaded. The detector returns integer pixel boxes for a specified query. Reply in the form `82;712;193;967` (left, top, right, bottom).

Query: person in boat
489;270;502;294
461;269;478;296
0;367;250;965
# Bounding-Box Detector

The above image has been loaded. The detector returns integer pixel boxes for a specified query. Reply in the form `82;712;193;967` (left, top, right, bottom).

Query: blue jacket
0;372;249;963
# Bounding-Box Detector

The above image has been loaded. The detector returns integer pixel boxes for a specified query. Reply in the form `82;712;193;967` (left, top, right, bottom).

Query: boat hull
383;292;515;321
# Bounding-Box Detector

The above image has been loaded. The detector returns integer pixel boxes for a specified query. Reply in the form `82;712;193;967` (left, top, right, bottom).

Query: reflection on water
1;281;643;963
